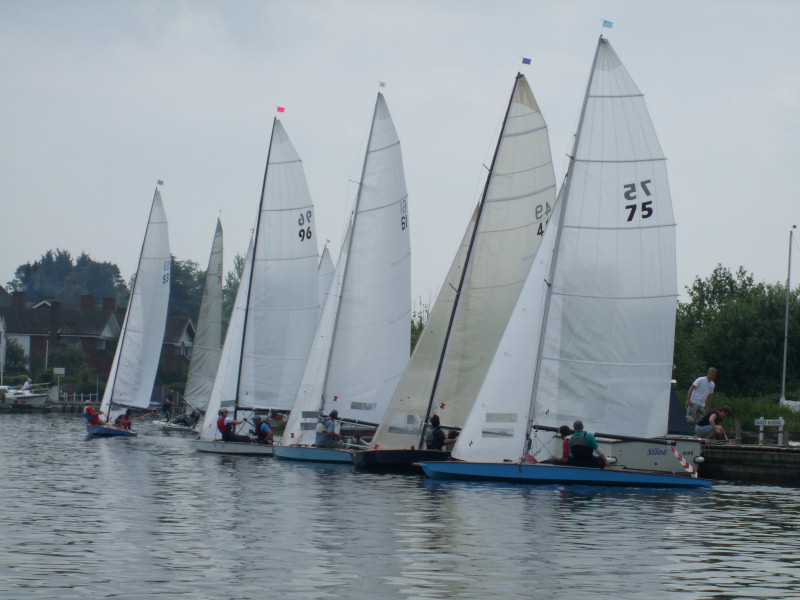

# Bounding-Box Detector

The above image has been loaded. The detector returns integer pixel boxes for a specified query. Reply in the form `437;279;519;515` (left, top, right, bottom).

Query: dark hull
351;448;450;473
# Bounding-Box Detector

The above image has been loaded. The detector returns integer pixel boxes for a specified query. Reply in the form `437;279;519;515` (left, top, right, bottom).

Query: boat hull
155;421;197;433
273;445;352;463
351;448;450;472
418;461;712;489
86;424;137;437
194;440;274;456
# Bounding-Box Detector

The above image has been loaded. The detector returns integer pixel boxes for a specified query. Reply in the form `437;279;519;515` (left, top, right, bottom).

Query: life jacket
255;421;271;440
569;431;594;460
426;426;444;450
84;406;99;426
216;417;226;434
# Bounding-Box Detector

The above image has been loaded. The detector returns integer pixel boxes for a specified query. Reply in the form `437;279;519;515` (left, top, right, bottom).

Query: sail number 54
623;180;653;222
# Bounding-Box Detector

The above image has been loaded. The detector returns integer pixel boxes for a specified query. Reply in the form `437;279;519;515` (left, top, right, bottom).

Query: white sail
453;37;677;463
532;37;676;439
101;189;170;415
282;92;411;445
199;236;253;441
367;74;556;452
454;188;563;462
368;202;478;449
183;219;223;412
317;245;335;314
237;119;320;411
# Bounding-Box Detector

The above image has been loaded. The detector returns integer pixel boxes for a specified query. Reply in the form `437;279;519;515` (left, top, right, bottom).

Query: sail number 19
623;179;653;222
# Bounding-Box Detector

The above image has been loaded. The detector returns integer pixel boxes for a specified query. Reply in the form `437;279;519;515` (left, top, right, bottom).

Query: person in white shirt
686;367;717;426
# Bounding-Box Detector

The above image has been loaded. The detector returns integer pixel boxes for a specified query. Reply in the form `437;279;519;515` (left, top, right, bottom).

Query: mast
417;73;525;448
525;37;605;443
234;118;276;419
780;225;796;403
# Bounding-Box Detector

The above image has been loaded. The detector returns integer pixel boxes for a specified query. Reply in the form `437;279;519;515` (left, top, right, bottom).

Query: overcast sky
2;1;799;307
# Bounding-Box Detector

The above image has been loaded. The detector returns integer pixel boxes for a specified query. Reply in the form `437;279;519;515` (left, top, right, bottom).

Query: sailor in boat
216;409;251;443
250;415;274;445
22;378;32;391
568;420;610;468
114;409;133;430
83;405;107;426
173;406;201;427
315;410;344;449
695;406;732;441
424;415;457;451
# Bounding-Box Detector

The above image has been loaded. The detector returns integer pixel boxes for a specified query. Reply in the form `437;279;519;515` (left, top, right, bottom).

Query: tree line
6;251;799;408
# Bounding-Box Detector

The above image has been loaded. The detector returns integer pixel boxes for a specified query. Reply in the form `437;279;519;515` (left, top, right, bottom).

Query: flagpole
780;225;796;403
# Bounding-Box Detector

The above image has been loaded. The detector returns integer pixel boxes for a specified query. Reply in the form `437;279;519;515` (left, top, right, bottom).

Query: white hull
0;388;49;408
272;445;353;463
194;440;273;456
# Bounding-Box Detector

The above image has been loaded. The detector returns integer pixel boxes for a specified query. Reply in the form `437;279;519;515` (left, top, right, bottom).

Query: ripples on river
1;413;799;599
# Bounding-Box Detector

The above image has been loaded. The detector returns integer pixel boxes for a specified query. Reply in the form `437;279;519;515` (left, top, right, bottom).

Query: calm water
2;413;800;599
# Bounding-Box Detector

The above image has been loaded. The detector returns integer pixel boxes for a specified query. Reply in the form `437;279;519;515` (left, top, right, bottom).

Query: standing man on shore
686;367;717;426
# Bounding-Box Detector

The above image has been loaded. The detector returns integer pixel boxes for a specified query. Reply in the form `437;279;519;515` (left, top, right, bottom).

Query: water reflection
2;413;800;599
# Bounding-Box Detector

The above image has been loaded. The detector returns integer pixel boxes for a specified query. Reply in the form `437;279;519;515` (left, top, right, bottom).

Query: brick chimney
11;291;26;307
81;294;95;310
102;297;116;311
49;301;61;345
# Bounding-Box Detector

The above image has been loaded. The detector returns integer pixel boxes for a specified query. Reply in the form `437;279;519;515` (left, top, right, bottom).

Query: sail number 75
623;179;653;222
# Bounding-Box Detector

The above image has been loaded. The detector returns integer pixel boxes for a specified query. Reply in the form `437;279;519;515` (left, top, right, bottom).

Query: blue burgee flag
522;57;531;65
157;179;164;186
602;20;613;28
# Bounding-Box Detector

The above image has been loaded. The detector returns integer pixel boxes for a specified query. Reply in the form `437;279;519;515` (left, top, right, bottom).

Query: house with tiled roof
0;292;195;382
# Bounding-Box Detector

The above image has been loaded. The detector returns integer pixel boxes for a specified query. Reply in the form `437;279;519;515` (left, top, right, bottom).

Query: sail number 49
623;180;653;221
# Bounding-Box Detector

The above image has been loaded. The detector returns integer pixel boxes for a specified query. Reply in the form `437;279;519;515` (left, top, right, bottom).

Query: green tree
3;338;27;375
675;264;800;398
222;252;246;336
11;249;128;305
411;298;430;353
169;256;204;321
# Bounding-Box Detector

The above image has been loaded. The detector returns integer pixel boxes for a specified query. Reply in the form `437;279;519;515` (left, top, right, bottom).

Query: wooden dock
699;442;800;485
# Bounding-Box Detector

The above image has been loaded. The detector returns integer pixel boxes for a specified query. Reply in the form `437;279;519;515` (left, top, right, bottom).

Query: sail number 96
298;210;313;242
623;180;654;221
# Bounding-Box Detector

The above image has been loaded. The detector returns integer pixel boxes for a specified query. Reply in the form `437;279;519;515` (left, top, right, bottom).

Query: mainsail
182;219;223;412
367;73;556;452
198;118;320;441
100;189;170;416
281;92;411;446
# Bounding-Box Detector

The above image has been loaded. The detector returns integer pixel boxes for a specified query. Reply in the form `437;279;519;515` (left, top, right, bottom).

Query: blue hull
419;461;712;489
86;424;136;437
273;445;353;463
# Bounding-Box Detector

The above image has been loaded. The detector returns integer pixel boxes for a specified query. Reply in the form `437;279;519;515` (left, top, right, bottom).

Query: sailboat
195;118;320;455
273;92;411;463
158;219;223;431
87;188;170;437
353;73;556;471
420;37;711;488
